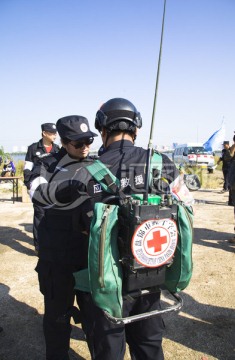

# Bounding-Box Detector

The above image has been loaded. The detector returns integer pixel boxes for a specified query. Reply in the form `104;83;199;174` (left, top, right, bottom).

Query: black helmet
95;98;142;132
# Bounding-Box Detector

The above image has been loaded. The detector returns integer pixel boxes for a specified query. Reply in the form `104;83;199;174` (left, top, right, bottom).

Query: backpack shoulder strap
86;159;120;194
151;151;162;176
149;151;163;188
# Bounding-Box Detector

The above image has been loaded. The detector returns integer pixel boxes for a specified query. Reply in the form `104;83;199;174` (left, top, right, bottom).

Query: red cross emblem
132;219;178;267
147;230;167;253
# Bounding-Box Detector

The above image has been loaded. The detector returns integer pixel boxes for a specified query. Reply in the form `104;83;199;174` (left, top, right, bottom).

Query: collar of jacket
105;139;134;151
38;139;45;148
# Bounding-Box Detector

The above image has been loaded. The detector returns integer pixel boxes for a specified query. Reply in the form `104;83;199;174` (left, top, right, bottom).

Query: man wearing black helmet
29;116;98;360
75;98;187;360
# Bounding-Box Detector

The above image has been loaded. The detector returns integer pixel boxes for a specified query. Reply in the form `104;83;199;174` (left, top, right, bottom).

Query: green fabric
73;268;90;292
151;151;194;293
131;193;161;205
86;160;120;193
74;203;123;318
150;151;163;185
164;203;194;293
74;153;194;320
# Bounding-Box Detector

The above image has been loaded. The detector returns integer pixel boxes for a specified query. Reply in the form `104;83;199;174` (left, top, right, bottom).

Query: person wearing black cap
217;141;232;193
29;115;98;360
24;123;60;252
24;123;59;186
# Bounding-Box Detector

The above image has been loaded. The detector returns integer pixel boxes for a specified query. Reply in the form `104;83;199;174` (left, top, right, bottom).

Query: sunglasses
69;137;94;149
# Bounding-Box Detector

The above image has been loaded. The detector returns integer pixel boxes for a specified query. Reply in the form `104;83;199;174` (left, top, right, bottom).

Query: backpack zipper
98;205;111;288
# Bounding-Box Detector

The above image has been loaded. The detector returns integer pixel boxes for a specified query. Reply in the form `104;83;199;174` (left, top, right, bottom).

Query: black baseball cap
56;115;98;141
41;123;57;133
223;141;229;145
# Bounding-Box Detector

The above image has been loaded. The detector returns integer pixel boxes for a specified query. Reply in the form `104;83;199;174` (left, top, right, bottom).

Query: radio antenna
148;0;166;149
144;0;167;201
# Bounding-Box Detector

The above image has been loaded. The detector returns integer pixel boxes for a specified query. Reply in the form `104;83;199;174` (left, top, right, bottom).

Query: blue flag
203;121;225;152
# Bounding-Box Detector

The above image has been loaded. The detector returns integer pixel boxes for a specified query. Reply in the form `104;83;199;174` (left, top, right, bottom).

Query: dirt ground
0;183;234;360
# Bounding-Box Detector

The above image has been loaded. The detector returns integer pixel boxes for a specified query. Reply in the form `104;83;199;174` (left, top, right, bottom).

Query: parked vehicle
172;143;215;173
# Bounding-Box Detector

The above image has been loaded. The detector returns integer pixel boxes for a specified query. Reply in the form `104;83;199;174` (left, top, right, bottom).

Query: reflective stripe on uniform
29;176;48;199
24;161;34;171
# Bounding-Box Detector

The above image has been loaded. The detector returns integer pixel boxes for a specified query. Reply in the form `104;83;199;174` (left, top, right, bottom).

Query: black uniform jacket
220;148;232;171
24;139;60;188
99;140;178;194
30;148;101;268
30;142;178;268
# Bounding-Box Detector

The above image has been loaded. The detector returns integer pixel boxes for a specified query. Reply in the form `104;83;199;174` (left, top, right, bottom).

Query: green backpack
73;162;124;318
73;202;123;318
73;153;193;318
164;202;193;292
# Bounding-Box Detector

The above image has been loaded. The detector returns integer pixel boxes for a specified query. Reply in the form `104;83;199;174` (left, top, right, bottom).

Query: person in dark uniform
229;134;235;243
29;116;98;360
29;105;192;360
217;141;232;193
75;98;189;360
24;123;59;252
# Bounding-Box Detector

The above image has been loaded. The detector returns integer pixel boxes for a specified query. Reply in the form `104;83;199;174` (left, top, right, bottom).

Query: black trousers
222;168;230;191
76;290;165;360
33;204;45;251
36;260;79;360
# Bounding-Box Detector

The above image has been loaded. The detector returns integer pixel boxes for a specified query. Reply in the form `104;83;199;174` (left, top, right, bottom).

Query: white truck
172;142;215;173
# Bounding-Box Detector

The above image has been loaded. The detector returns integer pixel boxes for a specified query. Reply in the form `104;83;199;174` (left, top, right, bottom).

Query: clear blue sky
0;0;234;153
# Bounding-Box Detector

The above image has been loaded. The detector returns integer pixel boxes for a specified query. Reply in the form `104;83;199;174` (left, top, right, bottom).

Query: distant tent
203;121;225;151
